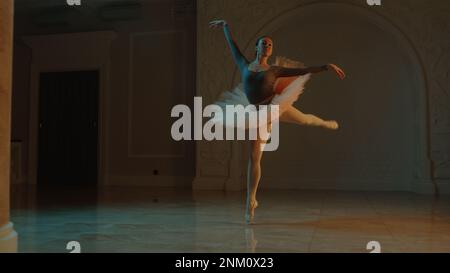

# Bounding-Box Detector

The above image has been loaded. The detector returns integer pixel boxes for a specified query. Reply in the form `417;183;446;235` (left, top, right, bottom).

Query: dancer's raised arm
275;64;346;80
209;20;249;72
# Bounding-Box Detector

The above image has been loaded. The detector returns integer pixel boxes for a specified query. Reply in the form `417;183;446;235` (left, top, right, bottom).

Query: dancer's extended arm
275;64;346;80
209;20;249;72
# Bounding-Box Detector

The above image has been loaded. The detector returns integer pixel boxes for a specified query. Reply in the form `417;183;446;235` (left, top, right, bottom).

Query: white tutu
209;56;311;131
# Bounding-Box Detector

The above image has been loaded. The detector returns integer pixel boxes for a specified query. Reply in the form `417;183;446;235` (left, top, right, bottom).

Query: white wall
194;0;450;194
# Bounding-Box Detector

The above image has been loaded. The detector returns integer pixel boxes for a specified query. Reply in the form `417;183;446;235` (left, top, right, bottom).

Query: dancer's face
256;37;273;58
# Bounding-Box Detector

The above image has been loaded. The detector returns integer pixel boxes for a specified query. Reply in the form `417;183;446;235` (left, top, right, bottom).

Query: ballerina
209;20;346;224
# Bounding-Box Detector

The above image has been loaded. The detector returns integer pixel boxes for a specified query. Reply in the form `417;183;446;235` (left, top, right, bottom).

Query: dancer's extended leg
280;106;338;130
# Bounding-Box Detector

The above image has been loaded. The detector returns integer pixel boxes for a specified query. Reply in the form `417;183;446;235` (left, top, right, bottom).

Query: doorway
38;70;99;186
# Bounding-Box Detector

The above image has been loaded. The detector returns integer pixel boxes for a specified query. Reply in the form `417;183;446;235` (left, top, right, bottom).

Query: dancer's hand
327;64;346;80
209;19;228;29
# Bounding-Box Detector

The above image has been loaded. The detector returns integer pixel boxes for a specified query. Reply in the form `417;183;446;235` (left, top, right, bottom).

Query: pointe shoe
325;120;339;130
245;199;259;224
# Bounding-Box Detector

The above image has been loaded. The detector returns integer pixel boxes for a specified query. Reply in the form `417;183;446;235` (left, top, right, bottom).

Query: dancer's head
255;36;273;58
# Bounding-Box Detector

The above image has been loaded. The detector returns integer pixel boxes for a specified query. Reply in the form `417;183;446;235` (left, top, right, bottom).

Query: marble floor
10;186;450;253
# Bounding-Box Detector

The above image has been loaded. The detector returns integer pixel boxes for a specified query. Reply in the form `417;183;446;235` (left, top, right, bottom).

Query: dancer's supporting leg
246;136;265;224
280;106;339;130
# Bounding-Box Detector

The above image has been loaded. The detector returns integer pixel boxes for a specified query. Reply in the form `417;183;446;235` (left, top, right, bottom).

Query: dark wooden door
38;71;99;186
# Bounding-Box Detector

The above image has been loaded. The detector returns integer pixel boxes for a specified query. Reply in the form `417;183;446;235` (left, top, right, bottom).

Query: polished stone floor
10;186;450;253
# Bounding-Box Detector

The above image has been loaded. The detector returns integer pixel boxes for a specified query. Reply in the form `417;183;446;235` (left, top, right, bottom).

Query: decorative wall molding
22;31;117;186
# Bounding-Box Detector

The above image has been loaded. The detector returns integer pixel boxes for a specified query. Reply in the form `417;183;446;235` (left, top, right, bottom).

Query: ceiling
14;0;175;12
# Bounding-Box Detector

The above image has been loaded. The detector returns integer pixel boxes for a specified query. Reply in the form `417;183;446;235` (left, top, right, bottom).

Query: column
0;0;18;253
